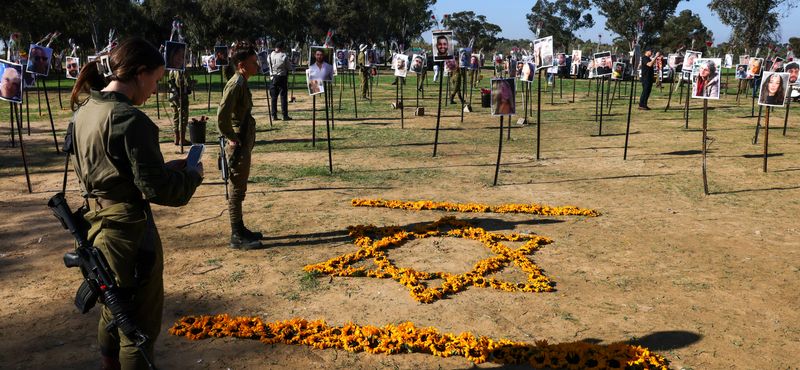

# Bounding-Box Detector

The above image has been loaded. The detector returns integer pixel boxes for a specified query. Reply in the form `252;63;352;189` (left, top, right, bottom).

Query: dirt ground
1;71;799;370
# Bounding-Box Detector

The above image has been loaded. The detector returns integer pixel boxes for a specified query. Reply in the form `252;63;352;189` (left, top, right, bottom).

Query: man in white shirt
308;49;333;81
269;41;292;120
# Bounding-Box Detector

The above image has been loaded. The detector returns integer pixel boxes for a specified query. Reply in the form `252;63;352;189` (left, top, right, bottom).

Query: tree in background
593;0;683;50
659;9;714;53
494;38;534;55
446;11;502;52
526;0;594;52
708;0;798;49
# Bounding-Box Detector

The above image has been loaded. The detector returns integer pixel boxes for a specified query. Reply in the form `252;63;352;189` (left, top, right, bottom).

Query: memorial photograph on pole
758;72;789;107
308;46;334;81
214;46;229;66
432;31;454;61
65;56;80;79
691;58;722;99
0;60;23;103
26;45;53;76
165;41;187;71
491;78;516;116
533;36;553;68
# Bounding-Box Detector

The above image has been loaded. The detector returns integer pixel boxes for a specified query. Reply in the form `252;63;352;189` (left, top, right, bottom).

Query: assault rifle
47;193;159;370
218;134;229;200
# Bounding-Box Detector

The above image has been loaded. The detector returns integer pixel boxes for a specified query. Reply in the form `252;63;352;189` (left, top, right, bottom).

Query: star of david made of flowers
304;215;555;303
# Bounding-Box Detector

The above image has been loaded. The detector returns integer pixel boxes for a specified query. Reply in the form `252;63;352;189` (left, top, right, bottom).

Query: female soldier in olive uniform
69;37;203;370
217;42;263;250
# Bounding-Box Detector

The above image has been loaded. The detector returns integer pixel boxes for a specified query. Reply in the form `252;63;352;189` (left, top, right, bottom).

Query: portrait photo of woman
758;72;789;107
692;59;720;99
747;58;763;78
165;41;186;71
491;78;515;116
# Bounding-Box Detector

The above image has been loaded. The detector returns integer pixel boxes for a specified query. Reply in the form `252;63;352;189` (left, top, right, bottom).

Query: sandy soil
1;72;799;369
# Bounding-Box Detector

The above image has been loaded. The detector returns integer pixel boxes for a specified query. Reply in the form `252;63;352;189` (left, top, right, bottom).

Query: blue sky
430;0;797;44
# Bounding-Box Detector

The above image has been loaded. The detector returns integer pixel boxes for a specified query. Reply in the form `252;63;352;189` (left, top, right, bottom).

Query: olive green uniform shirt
217;71;255;142
71;89;203;205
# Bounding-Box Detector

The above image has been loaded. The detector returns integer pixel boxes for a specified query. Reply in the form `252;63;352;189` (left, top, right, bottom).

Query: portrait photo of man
735;64;748;79
458;48;471;68
27;45;53;76
769;56;784;72
410;54;424;74
784;62;799;85
214;46;229;66
432;31;454;61
557;53;567;66
593;52;612;76
308;47;334;81
445;59;458;73
336;49;347;68
291;50;301;66
0;61;23;103
394;54;408;77
65;56;80;79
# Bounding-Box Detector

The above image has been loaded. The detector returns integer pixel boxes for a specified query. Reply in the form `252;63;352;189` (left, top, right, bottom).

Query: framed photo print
26;44;53;76
747;58;763;78
533;36;554;68
593;51;612;77
308;46;334;81
784;62;799;85
257;51;269;75
65;56;80;79
348;50;357;70
0;60;23;103
682;51;701;71
214;46;229;66
734;64;748;79
691;58;722;99
758;72;789;107
394;54;408;77
409;54;425;74
335;49;348;68
432;31;454;61
306;70;325;96
491;78;516;116
165;41;186;71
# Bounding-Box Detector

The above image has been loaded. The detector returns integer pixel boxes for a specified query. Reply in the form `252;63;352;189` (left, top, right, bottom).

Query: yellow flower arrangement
304;216;556;303
170;316;668;369
351;198;600;217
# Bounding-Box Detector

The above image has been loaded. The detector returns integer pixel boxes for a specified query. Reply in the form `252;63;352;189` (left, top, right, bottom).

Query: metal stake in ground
664;78;674;112
41;77;60;153
433;62;445;157
13;103;32;193
57;69;63;109
571;73;576;102
206;72;211;112
493;116;504;186
179;72;185;154
25;86;30;134
783;95;791;135
8;102;15;147
763;106;771;172
324;86;333;173
684;81;690;128
265;77;273;127
623;66;639;160
753;105;763;144
328;81;335;130
702;99;709;195
595;76;600;122
352;69;358;118
400;78;404;129
537;70;542;160
598;76;604;136
312;94;316;147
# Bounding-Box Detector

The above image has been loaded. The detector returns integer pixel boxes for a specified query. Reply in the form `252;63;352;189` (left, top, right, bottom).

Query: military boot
239;220;263;240
231;222;262;250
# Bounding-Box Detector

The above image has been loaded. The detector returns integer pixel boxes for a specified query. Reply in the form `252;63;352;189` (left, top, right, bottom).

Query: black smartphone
185;144;205;168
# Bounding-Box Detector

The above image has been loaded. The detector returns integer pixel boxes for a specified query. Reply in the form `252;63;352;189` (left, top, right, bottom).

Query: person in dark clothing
639;47;662;110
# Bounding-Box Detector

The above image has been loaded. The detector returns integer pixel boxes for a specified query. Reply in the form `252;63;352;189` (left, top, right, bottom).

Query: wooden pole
623;67;639;160
352;69;358;118
8;102;15;148
664;79;674;112
13;103;32;193
312;95;316;147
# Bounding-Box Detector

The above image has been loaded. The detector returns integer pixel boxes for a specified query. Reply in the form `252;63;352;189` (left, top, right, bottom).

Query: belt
87;197;140;211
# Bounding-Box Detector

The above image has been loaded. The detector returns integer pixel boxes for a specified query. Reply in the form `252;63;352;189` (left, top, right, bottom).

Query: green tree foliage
789;37;800;55
445;11;502;52
526;0;594;52
659;9;713;53
0;0;436;60
494;38;534;55
593;0;684;50
708;0;798;49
